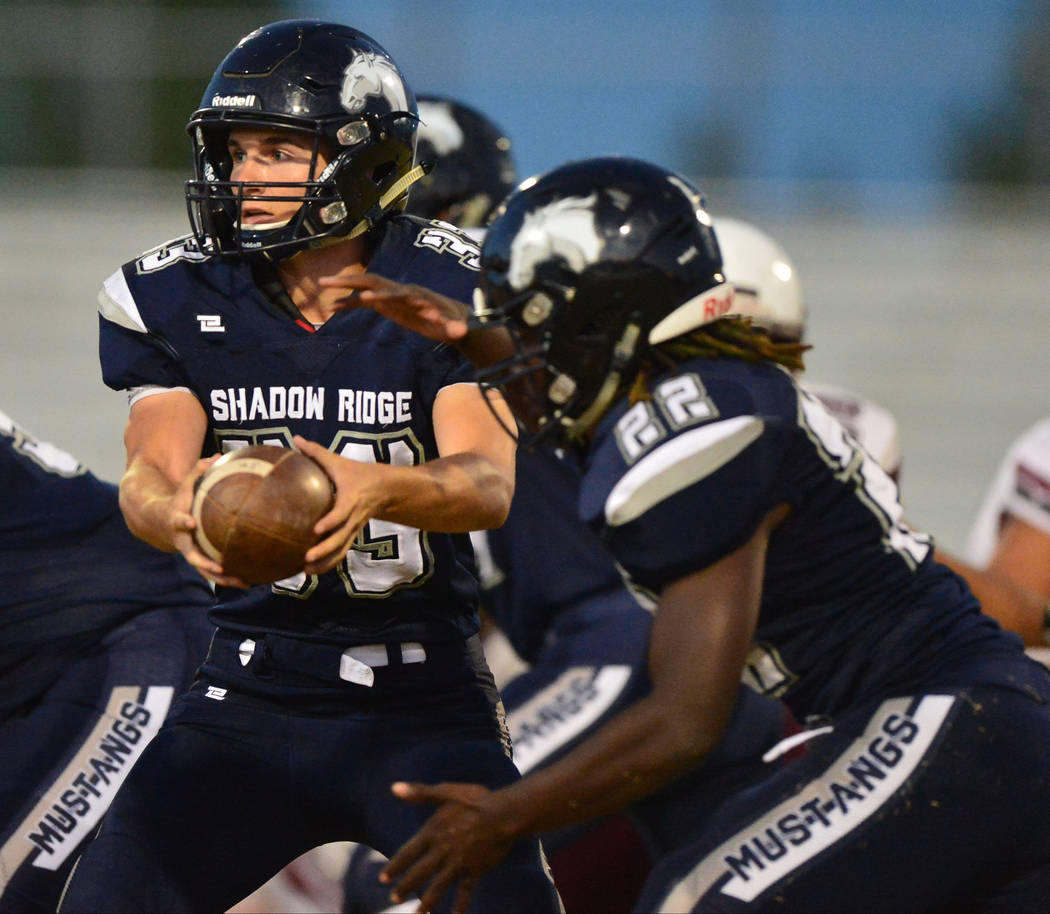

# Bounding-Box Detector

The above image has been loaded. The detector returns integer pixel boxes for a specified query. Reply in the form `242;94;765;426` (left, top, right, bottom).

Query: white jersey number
798;389;930;568
331;431;433;597
214;429;433;598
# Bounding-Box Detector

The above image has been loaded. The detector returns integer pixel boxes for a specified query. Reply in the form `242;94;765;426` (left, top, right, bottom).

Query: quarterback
58;20;559;914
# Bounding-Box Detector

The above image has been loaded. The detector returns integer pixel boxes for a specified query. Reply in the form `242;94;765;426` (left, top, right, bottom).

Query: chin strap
276;164;433;261
345;164;430;240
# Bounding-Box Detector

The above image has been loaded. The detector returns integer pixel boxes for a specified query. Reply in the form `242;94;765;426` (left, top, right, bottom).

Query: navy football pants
60;631;560;914
0;608;211;914
342;595;796;914
638;683;1050;913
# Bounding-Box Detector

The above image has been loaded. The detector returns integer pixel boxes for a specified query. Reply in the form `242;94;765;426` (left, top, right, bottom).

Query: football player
330;105;798;914
715;218;1047;659
327;157;1050;912
58;20;559;914
0;410;213;913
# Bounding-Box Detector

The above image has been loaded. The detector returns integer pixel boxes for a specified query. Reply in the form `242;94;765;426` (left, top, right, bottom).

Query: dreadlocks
628;316;809;405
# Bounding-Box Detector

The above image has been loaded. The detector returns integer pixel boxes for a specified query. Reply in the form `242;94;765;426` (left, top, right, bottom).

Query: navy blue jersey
0;411;212;715
579;358;1030;717
97;217;484;645
481;448;627;662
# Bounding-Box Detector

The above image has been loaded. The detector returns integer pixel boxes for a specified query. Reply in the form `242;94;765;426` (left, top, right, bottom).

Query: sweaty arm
485;503;786;831
318;271;516;368
380;504;786;912
298;383;516;574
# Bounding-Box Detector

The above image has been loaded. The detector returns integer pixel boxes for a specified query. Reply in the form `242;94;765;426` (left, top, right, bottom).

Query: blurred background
1;0;1047;552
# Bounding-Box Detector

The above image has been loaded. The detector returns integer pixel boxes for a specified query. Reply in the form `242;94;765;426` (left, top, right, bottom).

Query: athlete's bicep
124;389;208;484
432;382;516;478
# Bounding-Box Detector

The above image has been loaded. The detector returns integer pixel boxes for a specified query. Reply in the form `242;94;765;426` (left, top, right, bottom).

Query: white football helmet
713;217;804;342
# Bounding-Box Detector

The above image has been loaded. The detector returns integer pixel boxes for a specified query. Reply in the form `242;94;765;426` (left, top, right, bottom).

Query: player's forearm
454;325;516;370
118;459;180;552
492;526;772;839
372;453;513;532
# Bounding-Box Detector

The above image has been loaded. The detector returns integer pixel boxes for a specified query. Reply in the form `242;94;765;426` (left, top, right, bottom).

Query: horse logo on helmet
340;50;410;115
508;194;604;291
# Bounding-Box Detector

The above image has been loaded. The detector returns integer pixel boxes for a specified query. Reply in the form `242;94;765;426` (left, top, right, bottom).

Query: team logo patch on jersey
653;695;956;911
197;314;226;333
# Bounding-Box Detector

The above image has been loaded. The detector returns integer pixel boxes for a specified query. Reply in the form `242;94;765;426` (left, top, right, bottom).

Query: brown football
190;445;335;585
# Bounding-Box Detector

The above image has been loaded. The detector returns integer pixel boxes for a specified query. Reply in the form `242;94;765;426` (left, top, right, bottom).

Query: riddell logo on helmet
211;94;258;108
703;287;735;320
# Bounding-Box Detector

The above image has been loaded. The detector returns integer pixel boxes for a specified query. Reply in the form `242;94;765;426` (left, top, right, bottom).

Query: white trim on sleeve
127;385;194;407
434;380;483;396
604;415;764;527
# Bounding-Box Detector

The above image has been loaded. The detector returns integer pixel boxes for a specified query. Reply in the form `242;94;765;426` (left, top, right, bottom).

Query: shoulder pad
604;415;764;526
98;266;147;333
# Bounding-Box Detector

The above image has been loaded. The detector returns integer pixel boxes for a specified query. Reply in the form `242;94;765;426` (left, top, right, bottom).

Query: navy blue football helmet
407;96;517;229
474;157;733;448
185;19;422;258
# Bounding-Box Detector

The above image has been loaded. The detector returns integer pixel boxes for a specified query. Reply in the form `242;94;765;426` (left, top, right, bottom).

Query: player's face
226;127;330;229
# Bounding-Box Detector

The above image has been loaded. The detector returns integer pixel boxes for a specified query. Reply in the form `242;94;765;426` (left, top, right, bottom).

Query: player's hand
381;781;516;914
170;456;250;588
321;272;518;371
318;272;472;343
295;436;384;575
